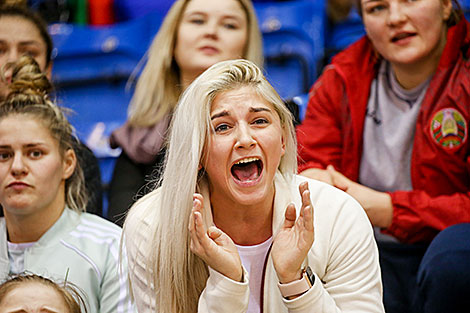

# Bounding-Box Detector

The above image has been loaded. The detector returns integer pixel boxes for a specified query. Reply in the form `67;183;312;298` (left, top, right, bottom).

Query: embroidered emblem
430;108;467;149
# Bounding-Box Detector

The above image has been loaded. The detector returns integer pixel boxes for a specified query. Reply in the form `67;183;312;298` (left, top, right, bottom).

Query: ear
45;62;53;80
280;132;286;157
62;149;77;180
442;0;453;21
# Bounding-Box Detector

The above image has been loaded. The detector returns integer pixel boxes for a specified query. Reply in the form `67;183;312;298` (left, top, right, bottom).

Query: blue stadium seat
113;0;174;22
49;11;162;188
325;8;365;61
291;93;309;122
254;0;326;100
461;0;470;20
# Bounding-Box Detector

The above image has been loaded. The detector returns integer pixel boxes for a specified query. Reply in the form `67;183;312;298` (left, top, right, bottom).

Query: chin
3;203;33;215
231;186;272;207
197;56;227;68
387;50;428;66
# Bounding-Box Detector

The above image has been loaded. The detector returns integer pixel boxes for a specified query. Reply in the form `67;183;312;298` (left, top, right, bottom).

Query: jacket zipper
260;243;273;313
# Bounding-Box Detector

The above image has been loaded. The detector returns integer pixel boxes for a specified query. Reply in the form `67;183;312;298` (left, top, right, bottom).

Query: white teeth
235;157;259;165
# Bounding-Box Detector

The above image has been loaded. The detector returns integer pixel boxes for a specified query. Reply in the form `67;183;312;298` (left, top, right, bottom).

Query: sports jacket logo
430;108;467;149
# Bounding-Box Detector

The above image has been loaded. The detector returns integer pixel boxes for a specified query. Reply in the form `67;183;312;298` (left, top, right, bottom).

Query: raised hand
271;182;315;283
188;193;243;282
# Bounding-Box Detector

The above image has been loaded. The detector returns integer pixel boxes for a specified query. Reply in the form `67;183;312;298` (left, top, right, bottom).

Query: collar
438;17;470;69
34;208;80;248
0;208;80;251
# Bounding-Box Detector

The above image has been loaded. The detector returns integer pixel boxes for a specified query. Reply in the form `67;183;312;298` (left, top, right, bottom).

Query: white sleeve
123;206;156;313
282;193;384;313
198;266;250;313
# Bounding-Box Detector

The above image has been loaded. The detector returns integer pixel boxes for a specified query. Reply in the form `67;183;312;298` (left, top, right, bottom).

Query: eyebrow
5;305;59;313
0;39;41;46
210;106;272;120
211;110;230;120
184;10;244;20
0;143;46;149
250;107;272;113
18;41;42;47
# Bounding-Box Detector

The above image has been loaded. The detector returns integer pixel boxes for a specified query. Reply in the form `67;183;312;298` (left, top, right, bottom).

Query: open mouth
391;33;416;42
231;157;263;183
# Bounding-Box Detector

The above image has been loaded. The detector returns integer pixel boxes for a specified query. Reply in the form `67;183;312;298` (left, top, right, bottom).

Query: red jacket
297;18;470;244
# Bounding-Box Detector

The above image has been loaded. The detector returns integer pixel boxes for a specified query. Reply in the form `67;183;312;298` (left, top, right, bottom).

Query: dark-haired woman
0;55;134;312
297;0;470;312
0;4;103;215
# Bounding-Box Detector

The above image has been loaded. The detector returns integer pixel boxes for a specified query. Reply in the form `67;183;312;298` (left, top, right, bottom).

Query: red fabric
297;18;470;244
89;0;115;25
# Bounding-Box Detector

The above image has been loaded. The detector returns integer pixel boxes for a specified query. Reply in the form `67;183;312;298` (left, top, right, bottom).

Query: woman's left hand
272;182;315;283
326;165;393;228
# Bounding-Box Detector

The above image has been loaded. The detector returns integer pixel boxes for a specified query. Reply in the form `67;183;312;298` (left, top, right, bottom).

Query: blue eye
253;118;268;125
215;124;230;132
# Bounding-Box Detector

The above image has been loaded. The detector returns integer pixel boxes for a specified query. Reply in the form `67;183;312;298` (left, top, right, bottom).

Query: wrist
278;266;315;299
277;269;303;284
368;191;393;228
230;266;244;282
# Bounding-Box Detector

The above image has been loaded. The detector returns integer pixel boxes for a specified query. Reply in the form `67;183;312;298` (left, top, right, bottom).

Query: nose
10;153;27;177
203;20;219;39
388;2;406;26
1;48;18;83
235;123;256;150
0;61;14;84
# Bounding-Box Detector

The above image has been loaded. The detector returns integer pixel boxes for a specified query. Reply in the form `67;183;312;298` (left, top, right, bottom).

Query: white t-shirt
236;237;273;313
7;241;35;275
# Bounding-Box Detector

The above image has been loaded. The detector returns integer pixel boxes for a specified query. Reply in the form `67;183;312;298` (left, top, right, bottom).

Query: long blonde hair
127;0;264;127
129;59;296;313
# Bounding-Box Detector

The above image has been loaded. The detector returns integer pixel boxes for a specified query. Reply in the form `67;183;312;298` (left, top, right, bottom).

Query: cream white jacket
125;173;384;312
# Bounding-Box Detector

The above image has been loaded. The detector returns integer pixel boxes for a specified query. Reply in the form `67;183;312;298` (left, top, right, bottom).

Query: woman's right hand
189;193;243;282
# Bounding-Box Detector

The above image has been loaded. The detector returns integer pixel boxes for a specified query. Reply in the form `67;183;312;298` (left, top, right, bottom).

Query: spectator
124;59;384;313
0;273;87;313
108;0;263;225
0;55;134;312
0;4;103;215
296;0;470;312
